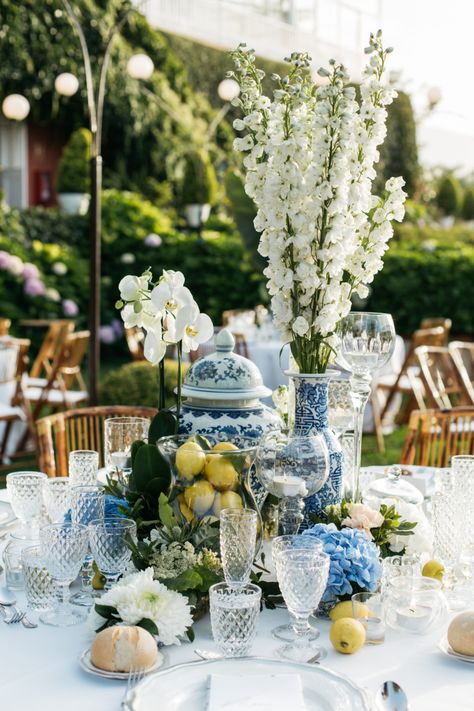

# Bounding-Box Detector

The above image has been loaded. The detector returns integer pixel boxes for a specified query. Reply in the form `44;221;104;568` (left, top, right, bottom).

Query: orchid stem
176;342;182;431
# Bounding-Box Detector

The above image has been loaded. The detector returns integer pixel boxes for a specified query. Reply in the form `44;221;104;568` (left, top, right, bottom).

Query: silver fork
123;668;145;704
4;609;25;624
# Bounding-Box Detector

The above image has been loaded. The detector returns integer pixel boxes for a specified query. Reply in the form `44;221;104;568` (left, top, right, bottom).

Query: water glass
88;517;137;590
352;592;385;644
3;534;37;589
104;417;149;472
6;471;47;538
220;508;257;588
42;477;71;523
275;548;330;662
271;535;323;643
22;545;55;611
70;485;105;606
210;582;261;657
39;523;89;626
69;450;99;486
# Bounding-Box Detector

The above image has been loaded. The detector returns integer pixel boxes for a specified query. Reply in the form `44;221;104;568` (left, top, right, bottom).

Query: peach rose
341;503;384;540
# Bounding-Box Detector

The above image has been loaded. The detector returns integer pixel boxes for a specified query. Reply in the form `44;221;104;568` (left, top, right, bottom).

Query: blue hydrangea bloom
303;523;382;601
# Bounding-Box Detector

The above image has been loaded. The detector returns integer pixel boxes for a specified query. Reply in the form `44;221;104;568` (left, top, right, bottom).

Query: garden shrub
435;174;463;216
100;358;189;409
56;128;92;193
462;187;474;221
180;151;218;206
224;169;266;271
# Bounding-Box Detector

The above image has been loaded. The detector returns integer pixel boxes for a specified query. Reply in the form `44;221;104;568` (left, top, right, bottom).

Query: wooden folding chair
28;319;75;382
376;327;446;422
124;326;145;361
448;341;474;404
36;405;157;477
0;339;34;462
0;319;11;337
401;406;474;467
26;331;90;419
414;345;473;410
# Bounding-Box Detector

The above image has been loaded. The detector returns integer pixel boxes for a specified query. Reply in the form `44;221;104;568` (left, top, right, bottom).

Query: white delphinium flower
89;568;193;646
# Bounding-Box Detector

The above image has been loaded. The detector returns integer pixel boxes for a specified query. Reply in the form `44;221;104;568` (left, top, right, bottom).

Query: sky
380;0;474;171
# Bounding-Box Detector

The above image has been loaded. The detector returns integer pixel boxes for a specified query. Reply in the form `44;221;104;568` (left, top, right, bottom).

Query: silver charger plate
439;637;474;665
79;648;166;680
0;500;16;527
122;657;372;710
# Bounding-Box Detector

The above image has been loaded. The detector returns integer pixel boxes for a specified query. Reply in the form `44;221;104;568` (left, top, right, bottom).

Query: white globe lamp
2;94;30;121
217;78;240;102
126;53;154;80
55;72;79;97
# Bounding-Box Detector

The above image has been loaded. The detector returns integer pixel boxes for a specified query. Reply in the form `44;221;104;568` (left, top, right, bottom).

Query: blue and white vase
289;373;343;526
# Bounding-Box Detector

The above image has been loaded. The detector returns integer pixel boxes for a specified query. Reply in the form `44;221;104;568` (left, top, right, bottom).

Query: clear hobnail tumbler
220;509;257;588
104;417;149;472
6;471;47;538
42;477;72;523
88;517;137;591
210;582;261;657
69;450;99;487
22;545;55;611
451;456;474;551
70;486;105;607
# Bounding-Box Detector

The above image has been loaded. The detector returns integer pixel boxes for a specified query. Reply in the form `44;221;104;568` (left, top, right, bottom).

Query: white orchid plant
230;31;407;373
117;268;213;419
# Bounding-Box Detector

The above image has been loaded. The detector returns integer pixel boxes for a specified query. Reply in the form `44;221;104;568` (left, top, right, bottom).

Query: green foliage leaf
95;603;119;620
186;627;195;642
136;618;159;636
148;410;178;445
131;440;146;467
159;493;179;529
164;569;203;592
133;444;171;492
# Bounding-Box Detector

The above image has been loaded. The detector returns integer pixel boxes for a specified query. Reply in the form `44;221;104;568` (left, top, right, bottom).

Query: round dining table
0;490;472;711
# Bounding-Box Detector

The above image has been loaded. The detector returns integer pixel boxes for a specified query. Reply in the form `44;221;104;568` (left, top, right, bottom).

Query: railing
140;0;380;77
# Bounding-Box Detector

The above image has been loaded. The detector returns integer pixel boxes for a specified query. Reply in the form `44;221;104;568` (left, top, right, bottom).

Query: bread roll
90;625;158;672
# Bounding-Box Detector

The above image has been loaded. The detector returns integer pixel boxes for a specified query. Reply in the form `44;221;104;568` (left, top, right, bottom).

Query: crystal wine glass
42;477;71;523
275;547;330;662
69;450;99;486
39;522;89;626
271;535;324;643
338;312;395;501
220;508;257;589
256;430;329;535
6;471;47;539
104;417;149;476
88;517;137;591
70;485;105;606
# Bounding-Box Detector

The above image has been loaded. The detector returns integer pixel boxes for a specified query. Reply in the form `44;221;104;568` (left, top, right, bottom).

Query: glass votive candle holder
22;545;56;611
352;591;385;644
385;576;448;634
210;582;261;657
104;417;149;473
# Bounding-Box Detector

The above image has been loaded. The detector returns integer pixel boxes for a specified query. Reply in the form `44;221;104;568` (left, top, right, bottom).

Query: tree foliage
56;127;92;193
435;174;463;216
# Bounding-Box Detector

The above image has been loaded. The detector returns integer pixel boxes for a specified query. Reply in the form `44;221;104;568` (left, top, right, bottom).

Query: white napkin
208;673;306;711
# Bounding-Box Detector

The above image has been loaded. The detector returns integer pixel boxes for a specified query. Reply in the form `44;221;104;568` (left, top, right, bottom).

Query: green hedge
100;359;189;409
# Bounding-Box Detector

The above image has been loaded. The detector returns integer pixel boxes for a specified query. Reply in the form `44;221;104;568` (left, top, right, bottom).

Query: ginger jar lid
181;328;271;402
365;465;424;507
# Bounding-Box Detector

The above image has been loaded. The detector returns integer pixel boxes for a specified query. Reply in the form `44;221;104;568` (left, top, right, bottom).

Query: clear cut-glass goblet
220;508;257;588
70;485;105;607
6;471;47;539
275;547;330;662
39;522;89;626
271;534;324;643
256;430;329;535
42;477;72;523
88;517;137;591
69;450;99;487
338;312;395;501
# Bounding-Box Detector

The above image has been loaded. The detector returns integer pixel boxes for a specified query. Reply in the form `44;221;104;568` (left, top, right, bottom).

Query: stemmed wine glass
256;430;329;535
88;518;137;591
42;478;71;523
275;543;330;662
271;535;324;643
338;312;395;501
39;522;89;626
69;450;99;486
70;485;105;606
6;471;47;539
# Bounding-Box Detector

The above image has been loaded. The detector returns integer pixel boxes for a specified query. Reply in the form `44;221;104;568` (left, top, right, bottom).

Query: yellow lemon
177;493;195;523
329;600;356;622
422;559;445;582
329;618;366;655
176;441;206;481
212;491;244;517
183;479;215;515
212;442;239;452
91;561;106;591
204;455;239;491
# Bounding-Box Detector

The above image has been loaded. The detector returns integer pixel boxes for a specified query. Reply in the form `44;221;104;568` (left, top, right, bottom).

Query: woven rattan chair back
401;406;474;467
36;405;157;477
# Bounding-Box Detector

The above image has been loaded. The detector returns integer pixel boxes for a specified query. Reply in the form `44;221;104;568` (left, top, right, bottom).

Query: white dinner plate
122;657;372;710
0;500;16;527
78;648;166;680
438;637;474;665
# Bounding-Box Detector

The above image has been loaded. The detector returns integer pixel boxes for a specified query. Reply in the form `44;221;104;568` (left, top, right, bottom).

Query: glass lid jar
364;465;424;507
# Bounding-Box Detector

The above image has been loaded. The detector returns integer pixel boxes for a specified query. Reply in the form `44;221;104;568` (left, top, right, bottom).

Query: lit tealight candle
110;450;131;471
395;605;432;632
273;475;303;497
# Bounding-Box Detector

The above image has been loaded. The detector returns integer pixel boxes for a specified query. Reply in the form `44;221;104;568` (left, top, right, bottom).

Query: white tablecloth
0;490;473;711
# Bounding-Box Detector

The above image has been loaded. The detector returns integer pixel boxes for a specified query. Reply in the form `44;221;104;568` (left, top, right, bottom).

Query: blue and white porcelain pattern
290;373;343;526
